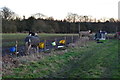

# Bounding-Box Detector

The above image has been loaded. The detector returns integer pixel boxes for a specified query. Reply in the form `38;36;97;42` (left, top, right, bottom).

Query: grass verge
2;39;120;78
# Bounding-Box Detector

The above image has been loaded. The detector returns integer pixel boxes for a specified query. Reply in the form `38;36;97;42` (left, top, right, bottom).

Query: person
115;32;120;39
29;31;35;36
94;31;101;41
118;32;120;39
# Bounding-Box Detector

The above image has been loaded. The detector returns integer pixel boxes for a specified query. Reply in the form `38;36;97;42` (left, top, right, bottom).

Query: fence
2;35;80;57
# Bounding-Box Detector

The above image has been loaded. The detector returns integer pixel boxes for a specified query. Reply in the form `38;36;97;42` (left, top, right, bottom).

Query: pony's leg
34;46;39;53
25;42;29;55
27;44;31;54
36;46;39;53
33;47;36;53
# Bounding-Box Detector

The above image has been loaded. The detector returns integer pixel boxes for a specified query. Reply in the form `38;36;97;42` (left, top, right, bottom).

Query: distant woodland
1;7;120;33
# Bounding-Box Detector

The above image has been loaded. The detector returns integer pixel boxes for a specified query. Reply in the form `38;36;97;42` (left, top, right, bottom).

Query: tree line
1;7;120;33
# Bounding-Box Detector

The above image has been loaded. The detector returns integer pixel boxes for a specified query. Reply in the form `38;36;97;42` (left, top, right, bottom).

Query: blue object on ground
10;47;16;52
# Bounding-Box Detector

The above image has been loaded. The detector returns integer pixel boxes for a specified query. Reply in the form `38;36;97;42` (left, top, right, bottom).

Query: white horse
79;30;92;39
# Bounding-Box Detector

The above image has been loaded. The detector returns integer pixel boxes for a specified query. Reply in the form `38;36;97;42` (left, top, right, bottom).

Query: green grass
2;33;115;47
3;39;120;78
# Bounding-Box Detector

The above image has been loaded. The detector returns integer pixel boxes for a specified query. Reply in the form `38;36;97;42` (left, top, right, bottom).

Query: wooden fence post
72;35;74;43
44;39;46;50
15;40;18;55
55;38;57;48
64;36;67;46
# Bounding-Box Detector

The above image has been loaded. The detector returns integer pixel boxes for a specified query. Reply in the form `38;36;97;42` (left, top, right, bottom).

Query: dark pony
25;32;40;54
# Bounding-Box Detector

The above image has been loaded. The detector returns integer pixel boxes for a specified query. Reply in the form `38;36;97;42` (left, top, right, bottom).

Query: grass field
2;33;115;48
2;33;78;47
2;39;120;78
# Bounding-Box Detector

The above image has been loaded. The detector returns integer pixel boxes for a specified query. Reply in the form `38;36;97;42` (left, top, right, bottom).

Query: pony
24;32;40;54
79;30;92;40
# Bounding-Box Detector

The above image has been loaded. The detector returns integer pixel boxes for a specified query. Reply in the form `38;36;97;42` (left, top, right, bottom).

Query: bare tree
47;16;54;21
83;16;89;22
32;13;48;19
1;7;16;20
78;15;83;22
65;13;79;22
109;18;115;22
65;13;94;22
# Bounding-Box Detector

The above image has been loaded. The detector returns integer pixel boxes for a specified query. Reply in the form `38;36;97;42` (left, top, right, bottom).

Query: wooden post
72;35;74;43
44;39;46;50
15;40;18;55
64;36;67;46
55;38;57;48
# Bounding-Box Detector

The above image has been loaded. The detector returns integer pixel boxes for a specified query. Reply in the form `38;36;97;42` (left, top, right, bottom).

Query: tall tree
1;7;16;20
109;18;115;22
65;13;79;22
26;16;35;31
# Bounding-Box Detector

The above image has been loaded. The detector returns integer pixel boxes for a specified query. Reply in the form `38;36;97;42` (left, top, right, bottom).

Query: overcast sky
0;0;119;20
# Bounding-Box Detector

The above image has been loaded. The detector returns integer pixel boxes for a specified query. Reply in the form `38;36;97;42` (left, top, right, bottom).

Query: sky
0;0;119;20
